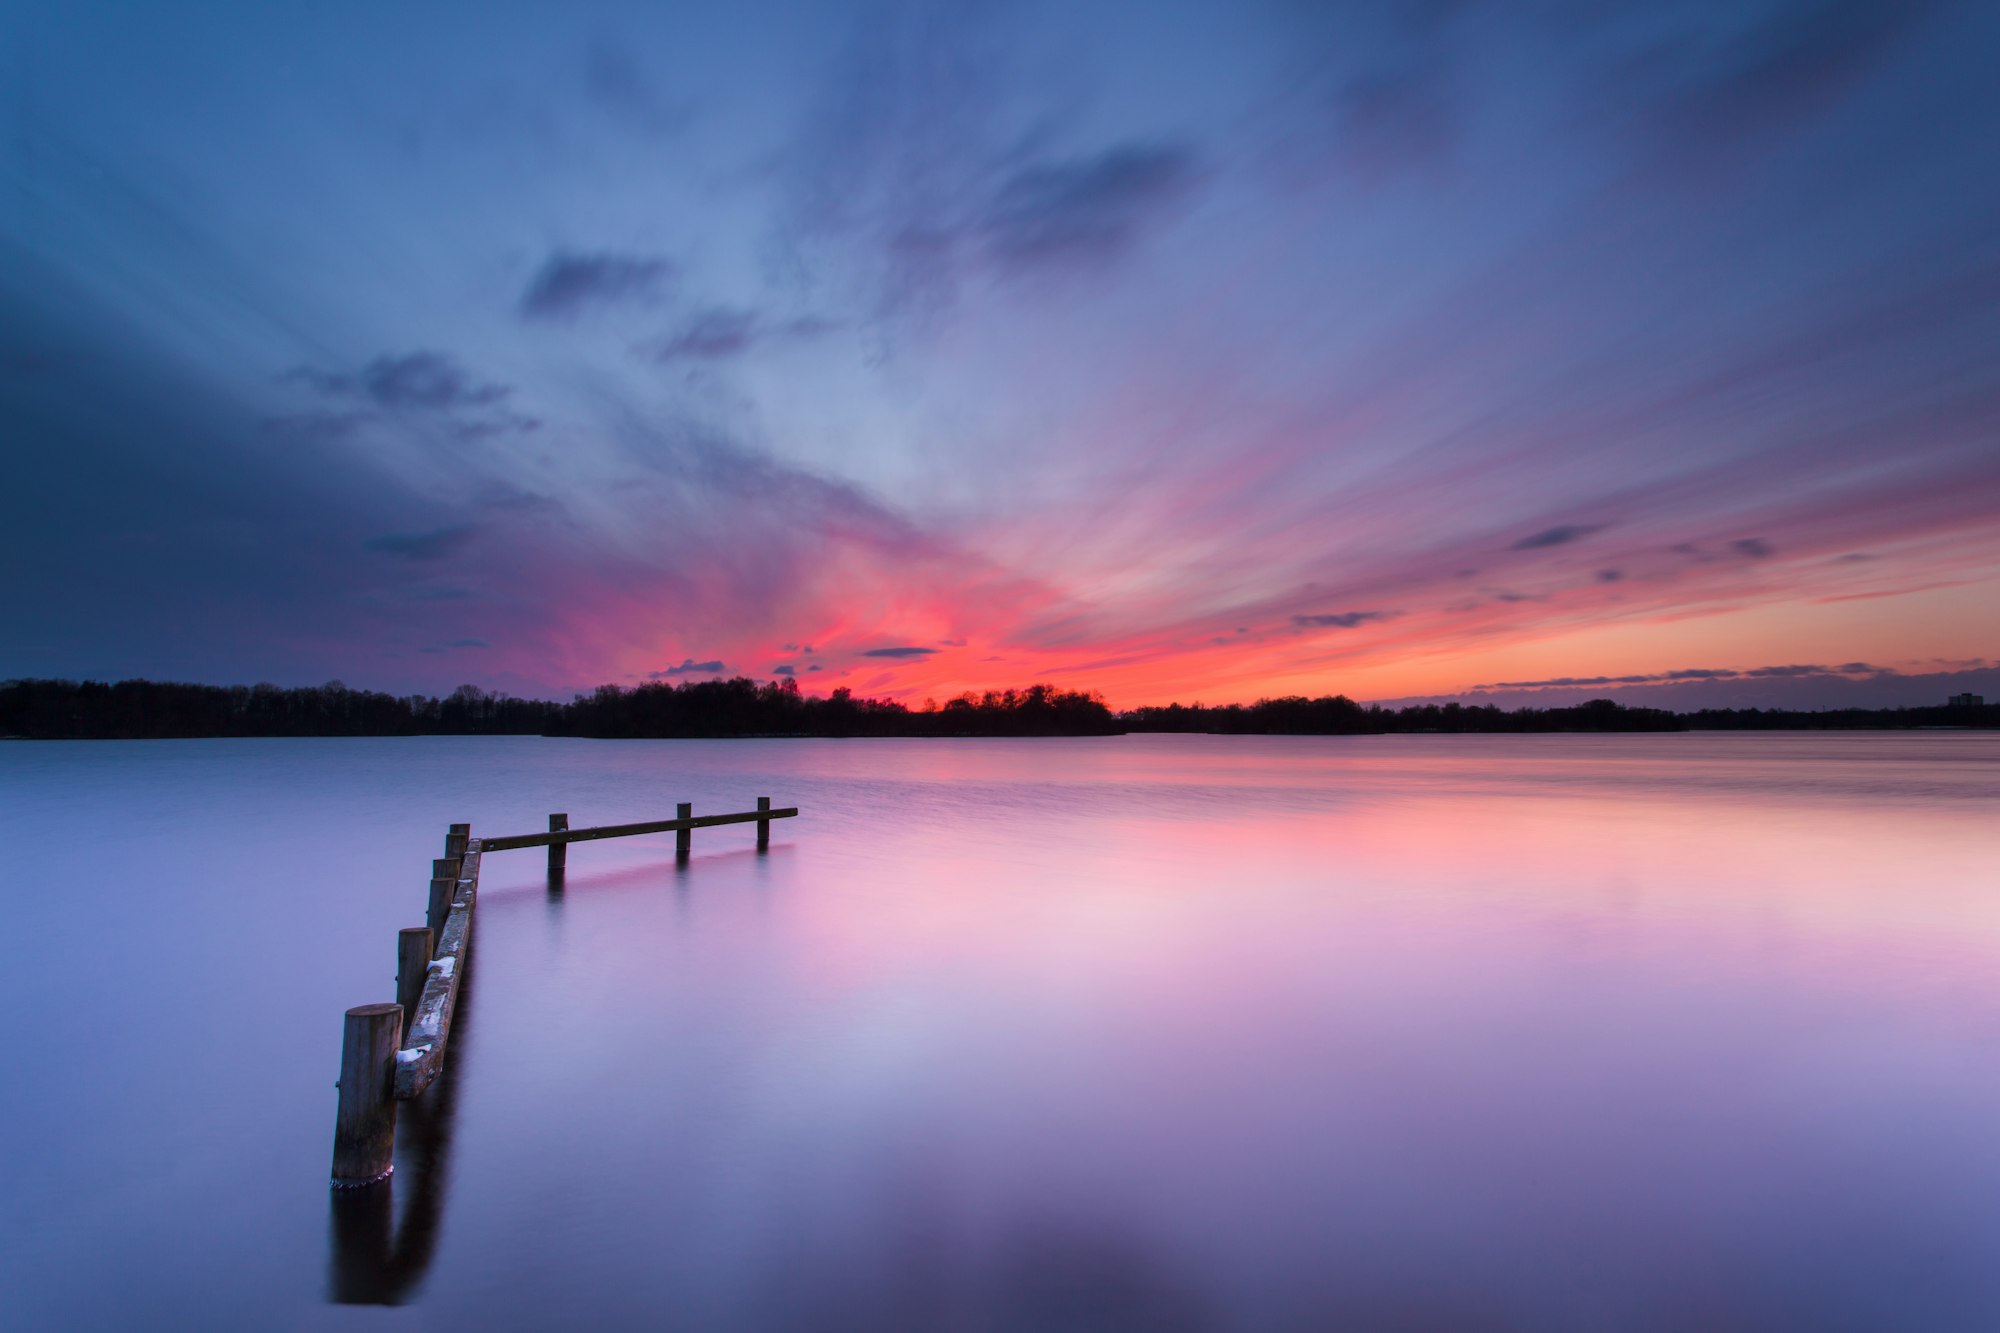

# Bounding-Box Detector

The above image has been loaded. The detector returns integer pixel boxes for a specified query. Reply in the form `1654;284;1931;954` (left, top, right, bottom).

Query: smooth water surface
2;733;1996;1330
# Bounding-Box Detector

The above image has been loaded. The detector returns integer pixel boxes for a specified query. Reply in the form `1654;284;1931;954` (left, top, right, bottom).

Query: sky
3;0;1997;710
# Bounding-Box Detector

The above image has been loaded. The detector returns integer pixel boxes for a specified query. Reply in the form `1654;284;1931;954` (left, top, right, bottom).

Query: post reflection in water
326;920;475;1306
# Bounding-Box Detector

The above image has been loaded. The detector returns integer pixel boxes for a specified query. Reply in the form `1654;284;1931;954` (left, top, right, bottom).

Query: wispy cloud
653;658;725;677
520;252;672;321
296;352;509;411
1293;610;1398;629
1510;524;1604;551
365;526;479;562
647;308;834;363
977;145;1203;272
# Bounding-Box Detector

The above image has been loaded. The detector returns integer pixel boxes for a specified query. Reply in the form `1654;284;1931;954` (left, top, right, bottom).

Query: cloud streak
520;252;672;321
365;526;480;561
4;0;1997;710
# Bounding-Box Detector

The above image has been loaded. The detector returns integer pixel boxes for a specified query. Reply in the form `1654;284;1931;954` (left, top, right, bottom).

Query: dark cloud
520;251;672;321
364;525;479;561
1596;568;1625;582
771;664;795;675
778;8;1210;322
286;353;535;441
653;658;725;677
653;308;756;360
1670;537;1780;563
863;646;939;658
297;352;510;412
977;144;1203;271
1654;0;1940;148
807;664;823;672
583;42;691;136
1477;661;1894;689
1492;591;1546;604
647;309;832;363
1293;610;1397;629
1510;523;1604;551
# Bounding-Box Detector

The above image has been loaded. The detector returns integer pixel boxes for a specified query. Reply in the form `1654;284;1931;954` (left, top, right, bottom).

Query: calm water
2;733;1997;1331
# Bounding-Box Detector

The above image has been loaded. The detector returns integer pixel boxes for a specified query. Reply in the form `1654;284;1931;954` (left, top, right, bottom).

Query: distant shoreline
3;676;1992;741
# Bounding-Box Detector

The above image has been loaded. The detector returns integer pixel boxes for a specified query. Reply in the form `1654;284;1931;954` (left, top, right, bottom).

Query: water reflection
5;735;1997;1330
754;1204;1215;1333
326;920;476;1305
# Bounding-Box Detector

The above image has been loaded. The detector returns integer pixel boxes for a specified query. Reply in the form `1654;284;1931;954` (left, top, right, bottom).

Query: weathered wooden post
397;927;434;1018
444;823;469;859
548;814;567;876
676;802;692;859
332;1002;402;1188
756;796;771;851
427;858;458;937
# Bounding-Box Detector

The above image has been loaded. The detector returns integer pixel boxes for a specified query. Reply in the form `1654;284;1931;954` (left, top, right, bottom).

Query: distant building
1948;693;1984;707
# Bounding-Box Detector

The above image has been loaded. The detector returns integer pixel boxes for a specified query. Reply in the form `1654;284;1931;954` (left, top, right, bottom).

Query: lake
3;733;1997;1330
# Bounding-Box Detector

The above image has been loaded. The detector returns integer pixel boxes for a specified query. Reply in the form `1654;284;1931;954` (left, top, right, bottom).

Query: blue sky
4;0;1997;707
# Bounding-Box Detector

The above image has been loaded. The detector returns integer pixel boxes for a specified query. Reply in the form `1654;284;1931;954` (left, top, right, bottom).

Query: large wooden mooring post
676;803;692;859
757;796;772;850
332;1003;402;1188
444;823;469;859
548;814;567;876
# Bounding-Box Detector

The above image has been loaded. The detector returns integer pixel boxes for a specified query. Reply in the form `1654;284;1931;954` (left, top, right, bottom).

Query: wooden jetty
329;799;798;1188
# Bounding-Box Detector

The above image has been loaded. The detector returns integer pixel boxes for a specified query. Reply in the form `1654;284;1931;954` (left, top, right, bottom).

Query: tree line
0;676;1119;739
0;675;1990;740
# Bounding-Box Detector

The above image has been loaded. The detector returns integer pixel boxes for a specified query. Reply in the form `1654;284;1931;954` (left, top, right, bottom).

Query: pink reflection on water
445;734;2000;1327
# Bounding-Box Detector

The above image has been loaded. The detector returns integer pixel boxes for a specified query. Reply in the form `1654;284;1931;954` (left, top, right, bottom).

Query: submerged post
756;796;771;851
397;927;434;1018
427;858;458;937
548;814;567;876
444;823;469;859
332;1002;402;1188
676;803;692;860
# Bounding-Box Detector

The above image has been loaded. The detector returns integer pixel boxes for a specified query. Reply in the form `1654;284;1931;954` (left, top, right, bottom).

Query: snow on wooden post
332;1003;402;1188
395;841;480;1099
756;796;772;851
676;803;693;859
397;927;434;1018
548;813;567;876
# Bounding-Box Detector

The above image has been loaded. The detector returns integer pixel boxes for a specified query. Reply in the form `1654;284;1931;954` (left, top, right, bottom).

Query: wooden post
427;858;458;937
444;823;469;859
397;927;434;1018
676;803;692;859
548;814;568;876
756;796;771;851
332;1002;402;1188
